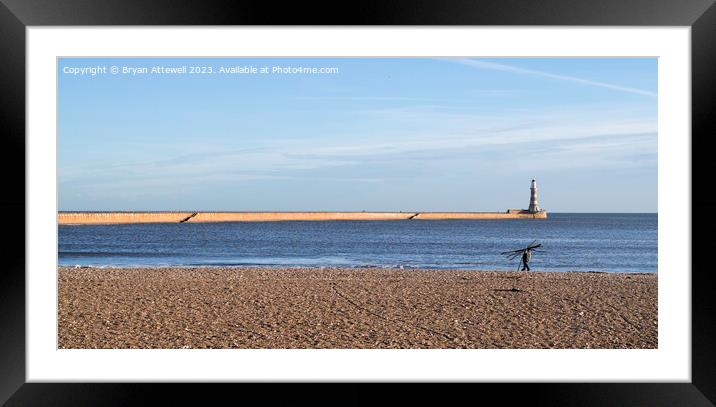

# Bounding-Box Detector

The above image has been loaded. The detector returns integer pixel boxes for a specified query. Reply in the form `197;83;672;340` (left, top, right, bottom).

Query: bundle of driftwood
501;240;543;270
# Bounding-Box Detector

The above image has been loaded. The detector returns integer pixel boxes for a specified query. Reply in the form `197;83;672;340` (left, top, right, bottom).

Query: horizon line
57;210;657;214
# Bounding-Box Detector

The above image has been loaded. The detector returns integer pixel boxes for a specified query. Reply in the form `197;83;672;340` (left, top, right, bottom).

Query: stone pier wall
58;211;548;224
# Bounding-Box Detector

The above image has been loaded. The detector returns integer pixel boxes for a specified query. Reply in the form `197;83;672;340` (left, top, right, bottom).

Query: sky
58;57;657;212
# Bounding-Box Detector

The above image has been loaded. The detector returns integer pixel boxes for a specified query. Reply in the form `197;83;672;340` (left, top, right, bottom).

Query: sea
58;213;657;273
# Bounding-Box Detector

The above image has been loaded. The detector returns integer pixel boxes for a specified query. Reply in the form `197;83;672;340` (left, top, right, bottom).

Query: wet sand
58;267;657;349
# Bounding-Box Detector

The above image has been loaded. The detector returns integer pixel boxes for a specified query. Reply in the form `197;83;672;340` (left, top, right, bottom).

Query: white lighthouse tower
528;179;540;213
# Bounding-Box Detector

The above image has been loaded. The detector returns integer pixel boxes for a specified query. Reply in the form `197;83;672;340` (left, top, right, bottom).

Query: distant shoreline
58;266;657;349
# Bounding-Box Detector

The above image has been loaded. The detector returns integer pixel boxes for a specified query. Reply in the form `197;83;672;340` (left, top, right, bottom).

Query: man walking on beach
521;248;532;271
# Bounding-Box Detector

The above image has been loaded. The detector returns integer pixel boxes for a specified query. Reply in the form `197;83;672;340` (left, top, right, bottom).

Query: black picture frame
1;0;712;405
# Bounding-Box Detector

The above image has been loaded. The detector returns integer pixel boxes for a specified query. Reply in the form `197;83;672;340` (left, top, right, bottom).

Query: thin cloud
293;96;438;102
448;58;657;98
294;91;515;102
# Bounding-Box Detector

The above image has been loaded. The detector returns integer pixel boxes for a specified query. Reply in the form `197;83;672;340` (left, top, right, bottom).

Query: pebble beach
58;267;657;349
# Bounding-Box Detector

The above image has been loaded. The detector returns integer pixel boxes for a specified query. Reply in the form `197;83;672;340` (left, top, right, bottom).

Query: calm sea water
58;213;657;273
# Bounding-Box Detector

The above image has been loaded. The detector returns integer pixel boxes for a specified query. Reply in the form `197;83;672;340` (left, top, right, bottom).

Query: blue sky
58;57;657;212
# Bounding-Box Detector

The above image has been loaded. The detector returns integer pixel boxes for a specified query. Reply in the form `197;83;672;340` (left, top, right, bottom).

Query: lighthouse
528;179;540;213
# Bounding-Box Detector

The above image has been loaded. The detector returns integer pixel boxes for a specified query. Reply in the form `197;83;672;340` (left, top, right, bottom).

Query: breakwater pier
58;210;547;224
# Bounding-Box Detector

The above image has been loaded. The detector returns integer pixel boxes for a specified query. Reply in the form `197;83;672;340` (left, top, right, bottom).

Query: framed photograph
2;0;713;405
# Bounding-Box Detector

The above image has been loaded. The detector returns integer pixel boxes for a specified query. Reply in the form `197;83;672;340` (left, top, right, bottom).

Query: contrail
447;58;657;98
